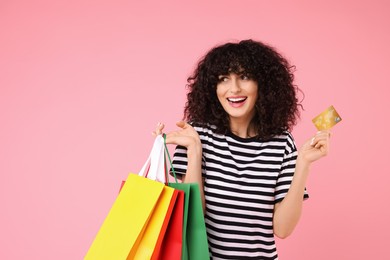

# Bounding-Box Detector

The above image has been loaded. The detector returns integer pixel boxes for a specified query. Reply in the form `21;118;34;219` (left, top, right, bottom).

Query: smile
227;97;247;103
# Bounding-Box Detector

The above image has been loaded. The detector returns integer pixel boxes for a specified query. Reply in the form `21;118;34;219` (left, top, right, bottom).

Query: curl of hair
184;39;303;140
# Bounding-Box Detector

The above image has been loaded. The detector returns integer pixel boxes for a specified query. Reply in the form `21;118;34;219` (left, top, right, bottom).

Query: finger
312;135;328;145
316;143;329;155
164;132;172;144
310;137;315;146
312;135;328;144
152;122;165;136
164;132;183;145
176;121;187;129
310;131;331;146
314;139;328;149
317;130;331;138
314;141;322;149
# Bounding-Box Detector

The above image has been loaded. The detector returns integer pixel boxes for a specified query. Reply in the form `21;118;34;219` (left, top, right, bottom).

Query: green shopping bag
169;183;209;260
164;135;210;260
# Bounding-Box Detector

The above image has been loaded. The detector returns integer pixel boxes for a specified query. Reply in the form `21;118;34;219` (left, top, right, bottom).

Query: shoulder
272;131;297;153
190;122;219;136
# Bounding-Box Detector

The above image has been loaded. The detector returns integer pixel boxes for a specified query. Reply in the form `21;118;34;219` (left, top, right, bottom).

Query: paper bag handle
138;135;166;183
163;134;179;184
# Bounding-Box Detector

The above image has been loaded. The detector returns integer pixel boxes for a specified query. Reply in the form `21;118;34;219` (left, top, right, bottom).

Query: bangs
207;43;256;77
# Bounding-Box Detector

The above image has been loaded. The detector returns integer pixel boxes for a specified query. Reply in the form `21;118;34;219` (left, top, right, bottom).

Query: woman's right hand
152;121;202;152
155;121;204;209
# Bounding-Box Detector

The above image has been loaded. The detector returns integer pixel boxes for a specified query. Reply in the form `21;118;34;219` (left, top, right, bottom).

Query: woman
153;39;330;259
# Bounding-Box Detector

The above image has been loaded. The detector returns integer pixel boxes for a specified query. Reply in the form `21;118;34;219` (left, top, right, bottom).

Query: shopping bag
164;135;210;260
85;174;165;260
169;182;210;260
85;135;177;260
130;185;176;260
150;137;185;260
118;177;183;259
130;135;180;260
151;189;184;260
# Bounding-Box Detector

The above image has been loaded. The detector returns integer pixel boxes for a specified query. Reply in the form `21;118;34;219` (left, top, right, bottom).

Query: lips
227;97;247;103
226;96;247;108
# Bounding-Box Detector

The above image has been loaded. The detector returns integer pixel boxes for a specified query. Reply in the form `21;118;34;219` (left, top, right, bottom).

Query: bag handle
138;135;167;184
163;134;179;184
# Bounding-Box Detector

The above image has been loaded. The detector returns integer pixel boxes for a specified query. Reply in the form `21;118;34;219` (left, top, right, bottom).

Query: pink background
1;0;389;259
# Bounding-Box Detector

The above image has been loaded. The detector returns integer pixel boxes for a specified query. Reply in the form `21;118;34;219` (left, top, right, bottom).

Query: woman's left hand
298;130;331;165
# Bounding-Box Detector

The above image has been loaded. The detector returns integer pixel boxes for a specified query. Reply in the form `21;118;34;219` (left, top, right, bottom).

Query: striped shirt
171;125;309;260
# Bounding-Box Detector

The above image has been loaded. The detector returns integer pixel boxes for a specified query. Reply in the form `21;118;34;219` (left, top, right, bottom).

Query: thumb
176;121;187;128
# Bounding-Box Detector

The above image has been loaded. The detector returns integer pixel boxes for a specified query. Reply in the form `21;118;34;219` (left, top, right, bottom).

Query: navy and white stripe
171;125;309;260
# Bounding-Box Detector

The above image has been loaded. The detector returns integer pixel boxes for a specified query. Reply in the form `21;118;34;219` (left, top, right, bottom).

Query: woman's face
216;72;258;124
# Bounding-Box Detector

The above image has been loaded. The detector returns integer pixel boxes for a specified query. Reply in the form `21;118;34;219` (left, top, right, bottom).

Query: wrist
184;141;203;182
187;141;202;159
297;154;311;168
295;156;311;177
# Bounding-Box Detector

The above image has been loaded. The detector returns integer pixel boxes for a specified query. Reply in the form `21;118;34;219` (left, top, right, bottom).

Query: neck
229;117;255;138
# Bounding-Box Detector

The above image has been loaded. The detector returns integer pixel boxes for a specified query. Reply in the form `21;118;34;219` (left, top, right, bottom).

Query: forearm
182;142;206;211
273;130;330;238
273;158;310;238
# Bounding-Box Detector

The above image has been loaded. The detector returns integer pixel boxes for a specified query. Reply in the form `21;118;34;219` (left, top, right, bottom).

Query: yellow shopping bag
130;185;175;260
85;135;177;260
85;174;165;259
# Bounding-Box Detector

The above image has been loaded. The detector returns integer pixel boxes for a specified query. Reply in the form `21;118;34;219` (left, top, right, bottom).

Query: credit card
312;105;342;130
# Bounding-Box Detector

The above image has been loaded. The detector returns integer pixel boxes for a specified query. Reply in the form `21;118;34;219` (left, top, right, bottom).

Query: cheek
252;90;258;100
251;85;259;99
217;94;226;106
216;85;226;99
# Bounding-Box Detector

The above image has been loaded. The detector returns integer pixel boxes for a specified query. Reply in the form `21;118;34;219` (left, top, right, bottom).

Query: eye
240;74;250;80
218;75;229;82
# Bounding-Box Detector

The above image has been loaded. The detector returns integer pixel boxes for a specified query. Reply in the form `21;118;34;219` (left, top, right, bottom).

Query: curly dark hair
184;39;302;140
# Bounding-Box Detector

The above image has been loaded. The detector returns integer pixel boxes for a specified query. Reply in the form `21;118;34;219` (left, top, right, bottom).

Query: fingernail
310;137;315;146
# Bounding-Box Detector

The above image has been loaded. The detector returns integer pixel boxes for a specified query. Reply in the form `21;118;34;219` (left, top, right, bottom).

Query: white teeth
228;97;246;102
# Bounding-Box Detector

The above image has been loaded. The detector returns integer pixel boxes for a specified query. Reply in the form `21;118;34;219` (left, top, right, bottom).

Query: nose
230;77;241;93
